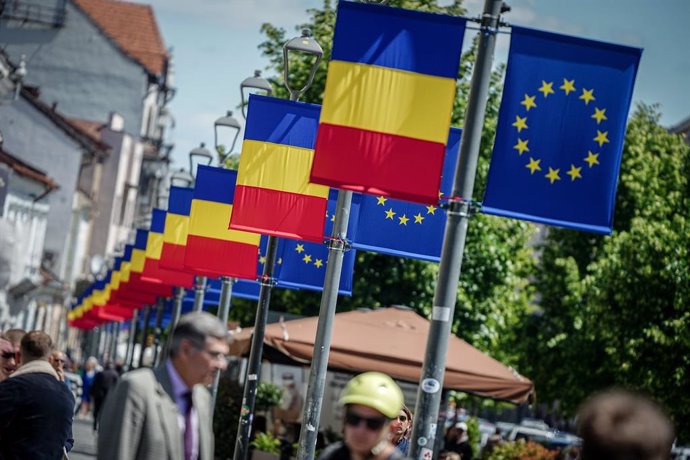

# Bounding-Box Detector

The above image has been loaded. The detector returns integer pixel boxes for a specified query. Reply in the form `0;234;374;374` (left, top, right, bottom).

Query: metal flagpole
160;287;185;363
137;305;152;368
151;298;166;366
233;29;323;460
410;1;507;457
109;321;120;364
210;275;234;419
296;190;352;459
125;309;138;370
193;275;207;312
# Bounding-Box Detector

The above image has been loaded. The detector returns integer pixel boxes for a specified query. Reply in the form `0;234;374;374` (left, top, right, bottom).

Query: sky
134;0;690;171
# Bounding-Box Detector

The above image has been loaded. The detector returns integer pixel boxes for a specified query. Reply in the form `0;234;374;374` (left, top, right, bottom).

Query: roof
73;0;168;76
669;115;690;136
0;148;59;190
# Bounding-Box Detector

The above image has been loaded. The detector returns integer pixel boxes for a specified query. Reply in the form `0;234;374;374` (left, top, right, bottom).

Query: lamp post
232;31;322;460
240;70;273;118
214;110;241;166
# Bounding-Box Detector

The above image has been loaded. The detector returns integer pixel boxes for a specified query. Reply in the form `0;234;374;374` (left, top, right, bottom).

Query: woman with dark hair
390;405;412;456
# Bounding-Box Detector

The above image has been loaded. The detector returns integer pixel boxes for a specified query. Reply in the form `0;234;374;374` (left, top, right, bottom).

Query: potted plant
251;431;281;460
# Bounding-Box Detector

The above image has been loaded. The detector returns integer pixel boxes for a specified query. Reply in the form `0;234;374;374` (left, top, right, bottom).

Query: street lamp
213;110;241;165
283;29;323;101
188;142;213;179
170;168;193;188
240;70;272;118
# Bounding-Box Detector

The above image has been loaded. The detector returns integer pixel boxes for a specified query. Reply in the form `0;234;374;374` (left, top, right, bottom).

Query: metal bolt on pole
410;1;505;458
193;276;207;312
211;276;234;419
296;190;352;459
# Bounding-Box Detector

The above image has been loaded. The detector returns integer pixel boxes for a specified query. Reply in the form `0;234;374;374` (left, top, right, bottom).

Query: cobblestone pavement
69;416;97;459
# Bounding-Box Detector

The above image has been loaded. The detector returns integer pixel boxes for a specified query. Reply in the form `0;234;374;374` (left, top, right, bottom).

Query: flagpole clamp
441;196;482;218
257;275;278;287
324;236;352;252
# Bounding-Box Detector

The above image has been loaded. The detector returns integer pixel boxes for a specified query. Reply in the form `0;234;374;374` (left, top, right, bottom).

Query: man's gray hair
169;312;227;357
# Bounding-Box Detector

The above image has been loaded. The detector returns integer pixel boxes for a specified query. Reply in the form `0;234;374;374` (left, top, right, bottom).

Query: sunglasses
1;351;16;360
345;412;388;431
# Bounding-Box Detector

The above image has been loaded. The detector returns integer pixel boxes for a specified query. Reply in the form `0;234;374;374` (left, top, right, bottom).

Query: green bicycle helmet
339;372;404;419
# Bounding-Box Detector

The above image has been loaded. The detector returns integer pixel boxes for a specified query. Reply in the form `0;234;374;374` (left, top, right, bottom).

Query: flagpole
211;275;234;419
137;304;152;368
193;275;207;311
233;30;323;460
151;298;166;366
296;189;352;459
410;1;506;458
125;309;138;370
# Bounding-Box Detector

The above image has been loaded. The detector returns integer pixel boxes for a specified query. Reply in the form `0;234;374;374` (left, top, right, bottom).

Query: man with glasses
0;335;18;381
49;350;67;382
318;371;406;460
97;312;229;460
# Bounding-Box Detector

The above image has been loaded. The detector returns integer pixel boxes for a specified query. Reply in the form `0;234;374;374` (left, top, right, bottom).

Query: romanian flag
184;165;260;279
310;1;466;204
142;209;195;288
128;230;174;297
230;95;328;242
159;186;194;271
112;245;160;305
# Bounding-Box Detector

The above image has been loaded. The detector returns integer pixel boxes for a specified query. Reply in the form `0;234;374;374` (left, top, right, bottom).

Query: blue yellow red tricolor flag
310;1;466;204
230;95;328;242
482;26;642;234
184;165;260;279
141;209;195;288
159;186;194;270
352;128;461;262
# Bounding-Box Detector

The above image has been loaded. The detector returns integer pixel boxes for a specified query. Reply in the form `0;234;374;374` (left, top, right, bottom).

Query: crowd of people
0;315;679;460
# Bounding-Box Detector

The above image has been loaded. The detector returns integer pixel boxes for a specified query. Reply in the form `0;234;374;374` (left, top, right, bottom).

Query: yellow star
302;254;312;264
538;81;554;98
584;151;600;167
295;244;304;254
277;257;283;265
376;196;387;206
512;115;528;133
314;259;323;268
398;215;409;225
594;130;609;147
592;107;607;124
545;168;561;184
259;256;266;264
438;190;443;199
385;208;396;220
331;214;335;222
414;213;424;224
514;138;530;155
426;205;437;215
579;88;595;105
566;164;582;181
520;94;537;111
525;157;542;175
560;78;576;95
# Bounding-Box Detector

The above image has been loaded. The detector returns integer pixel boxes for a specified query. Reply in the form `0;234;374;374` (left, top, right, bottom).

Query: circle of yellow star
525;157;542;175
594;130;609;147
385;208;396;220
520;94;537;111
426;205;437;215
314;259;323;268
259;256;266;264
584;151;600;167
376;196;387;206
414;213;424;224
295;244;304;253
302;254;312;264
538;81;554;98
560;78;576;95
512;115;528;132
579;88;595;105
592;107;607;124
514;138;530;155
545;168;561;184
566;164;582;181
398;215;409;225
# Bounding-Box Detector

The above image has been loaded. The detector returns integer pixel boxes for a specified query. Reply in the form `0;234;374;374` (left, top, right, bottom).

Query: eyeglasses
54;359;66;364
398;414;408;422
344;412;388;431
1;351;16;360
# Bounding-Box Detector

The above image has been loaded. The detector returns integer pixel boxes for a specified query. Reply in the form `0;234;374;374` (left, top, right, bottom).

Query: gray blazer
96;364;213;460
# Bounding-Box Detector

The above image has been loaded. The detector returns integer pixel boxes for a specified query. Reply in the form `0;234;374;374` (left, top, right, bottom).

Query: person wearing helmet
318;372;406;460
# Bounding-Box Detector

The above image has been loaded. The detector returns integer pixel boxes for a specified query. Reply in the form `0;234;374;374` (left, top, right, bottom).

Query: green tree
518;105;690;440
229;0;537;369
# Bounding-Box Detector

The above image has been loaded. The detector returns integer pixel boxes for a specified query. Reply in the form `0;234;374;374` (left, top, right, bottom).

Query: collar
165;359;191;399
11;359;59;380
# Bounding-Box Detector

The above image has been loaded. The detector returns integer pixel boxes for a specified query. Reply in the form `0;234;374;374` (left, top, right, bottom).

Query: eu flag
351;128;461;262
482;26;642;234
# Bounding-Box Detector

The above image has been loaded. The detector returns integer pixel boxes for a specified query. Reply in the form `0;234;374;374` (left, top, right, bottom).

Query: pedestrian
91;361;120;431
49;349;67;382
0;330;75;459
0;334;18;381
442;422;473;460
390;404;413;456
318;371;406;460
97;311;229;460
78;355;98;417
577;389;674;460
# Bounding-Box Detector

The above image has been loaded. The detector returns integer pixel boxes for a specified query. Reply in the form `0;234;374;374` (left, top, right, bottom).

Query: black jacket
0;368;75;460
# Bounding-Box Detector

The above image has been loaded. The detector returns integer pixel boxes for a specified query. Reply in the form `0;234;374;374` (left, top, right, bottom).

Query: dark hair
169;312;227;357
577;389;674;460
20;331;53;362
